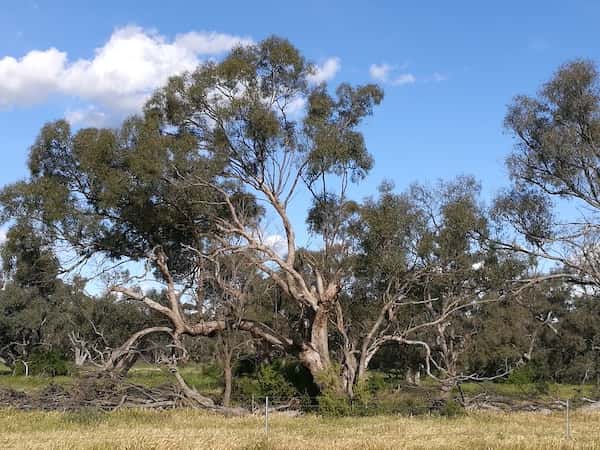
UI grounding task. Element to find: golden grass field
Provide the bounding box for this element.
[0,408,599,450]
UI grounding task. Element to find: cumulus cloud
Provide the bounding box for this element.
[369,63,393,82]
[0,26,253,124]
[0,48,68,106]
[307,57,341,84]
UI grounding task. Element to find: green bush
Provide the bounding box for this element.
[506,366,536,385]
[257,363,297,398]
[13,351,70,377]
[366,372,387,393]
[317,390,351,416]
[236,361,298,400]
[314,367,352,416]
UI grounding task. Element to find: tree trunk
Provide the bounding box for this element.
[103,326,172,376]
[73,347,88,367]
[222,348,233,408]
[113,352,138,376]
[342,354,358,398]
[356,351,372,385]
[310,307,331,368]
[298,307,334,389]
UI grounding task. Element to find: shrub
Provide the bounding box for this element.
[317,389,351,416]
[13,350,70,377]
[236,361,298,400]
[366,371,387,393]
[257,363,297,398]
[314,367,352,416]
[506,366,536,385]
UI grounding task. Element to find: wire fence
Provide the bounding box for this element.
[226,392,600,413]
[228,395,589,441]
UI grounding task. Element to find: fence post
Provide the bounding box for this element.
[265,396,269,437]
[566,399,571,440]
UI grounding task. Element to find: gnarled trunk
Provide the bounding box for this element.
[300,307,330,369]
[341,354,358,398]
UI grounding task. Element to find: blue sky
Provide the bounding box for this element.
[1,0,599,245]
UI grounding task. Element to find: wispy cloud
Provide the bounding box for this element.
[391,73,416,86]
[430,72,447,82]
[65,106,111,128]
[369,62,416,86]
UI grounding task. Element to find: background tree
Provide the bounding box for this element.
[497,59,600,288]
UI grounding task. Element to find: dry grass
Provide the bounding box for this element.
[0,409,599,449]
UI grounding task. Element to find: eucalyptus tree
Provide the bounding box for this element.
[0,221,60,372]
[145,36,384,387]
[348,177,542,396]
[496,60,600,288]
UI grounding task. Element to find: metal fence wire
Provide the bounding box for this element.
[226,394,594,441]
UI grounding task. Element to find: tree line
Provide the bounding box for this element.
[1,37,600,407]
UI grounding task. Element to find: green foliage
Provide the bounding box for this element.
[313,366,351,416]
[13,351,70,377]
[236,361,298,399]
[506,366,536,385]
[317,390,351,417]
[365,372,387,393]
[437,399,465,418]
[255,363,297,398]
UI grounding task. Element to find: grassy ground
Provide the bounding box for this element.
[2,364,600,448]
[0,363,221,395]
[459,381,597,400]
[0,408,598,449]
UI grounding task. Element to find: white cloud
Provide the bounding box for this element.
[173,31,252,54]
[263,234,288,258]
[65,106,110,128]
[0,48,68,106]
[369,63,393,82]
[369,63,416,86]
[307,57,341,85]
[391,73,416,86]
[283,95,307,117]
[0,227,7,245]
[0,26,253,124]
